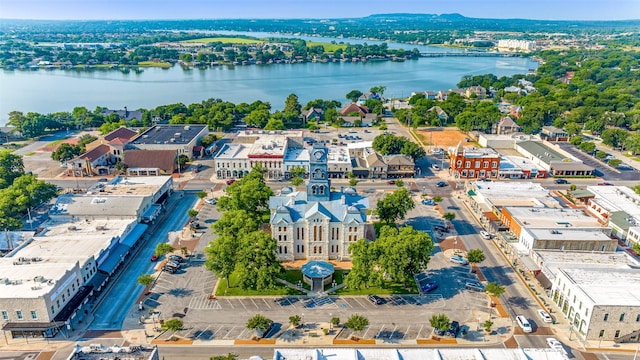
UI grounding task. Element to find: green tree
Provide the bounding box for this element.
[443,212,456,221]
[601,128,629,149]
[291,177,304,186]
[246,314,272,335]
[370,85,386,96]
[595,150,607,159]
[483,319,494,333]
[401,141,426,161]
[77,134,97,150]
[197,191,207,199]
[235,231,284,290]
[187,209,199,218]
[284,93,302,116]
[569,136,583,146]
[177,154,189,170]
[199,134,218,148]
[394,179,404,187]
[288,315,302,327]
[210,354,238,360]
[244,109,271,128]
[432,195,443,203]
[349,177,358,187]
[344,314,369,332]
[579,141,596,153]
[162,318,184,331]
[466,248,486,269]
[264,118,285,130]
[484,281,506,298]
[625,133,640,155]
[608,159,622,167]
[633,183,640,195]
[376,187,415,224]
[155,243,175,257]
[51,143,82,163]
[345,90,363,103]
[217,165,273,214]
[344,239,378,289]
[375,226,434,286]
[115,161,128,175]
[137,274,154,286]
[429,313,450,333]
[331,317,340,327]
[0,150,25,189]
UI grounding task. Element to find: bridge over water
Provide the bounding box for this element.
[420,51,522,58]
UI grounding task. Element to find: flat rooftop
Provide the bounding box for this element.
[527,228,612,241]
[236,129,304,138]
[505,207,602,229]
[214,143,251,160]
[284,147,310,162]
[561,268,640,306]
[517,141,575,165]
[86,176,171,196]
[346,141,373,149]
[450,146,499,158]
[472,182,561,208]
[500,155,545,172]
[130,124,206,145]
[536,250,639,280]
[248,134,289,157]
[587,186,640,219]
[327,146,351,164]
[51,195,143,217]
[0,219,134,298]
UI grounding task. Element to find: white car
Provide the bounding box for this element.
[205,198,217,205]
[480,231,492,240]
[432,164,441,171]
[537,309,553,323]
[546,338,568,356]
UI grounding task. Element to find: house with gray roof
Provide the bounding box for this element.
[270,144,369,261]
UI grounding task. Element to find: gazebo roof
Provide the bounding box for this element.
[301,260,335,278]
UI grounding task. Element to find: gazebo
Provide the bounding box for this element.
[301,260,335,293]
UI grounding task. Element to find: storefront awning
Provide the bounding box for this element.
[121,223,148,247]
[98,243,130,275]
[467,190,476,196]
[2,321,65,331]
[54,286,93,322]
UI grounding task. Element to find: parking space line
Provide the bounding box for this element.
[362,325,374,338]
[250,298,259,309]
[194,325,210,340]
[352,298,366,309]
[213,325,224,339]
[225,298,235,309]
[239,299,248,310]
[261,298,272,310]
[402,325,409,339]
[388,325,398,339]
[222,325,236,339]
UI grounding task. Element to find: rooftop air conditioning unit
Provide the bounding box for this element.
[184,125,190,130]
[68,225,77,230]
[96,225,106,231]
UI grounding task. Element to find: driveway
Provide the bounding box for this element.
[557,143,640,181]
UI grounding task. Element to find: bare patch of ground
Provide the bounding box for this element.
[415,128,471,149]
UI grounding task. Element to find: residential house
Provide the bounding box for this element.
[364,148,388,179]
[541,126,568,142]
[302,108,324,123]
[101,107,143,122]
[86,126,138,163]
[493,117,521,135]
[67,144,111,176]
[340,103,370,117]
[465,86,487,99]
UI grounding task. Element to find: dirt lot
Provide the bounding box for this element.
[414,128,472,149]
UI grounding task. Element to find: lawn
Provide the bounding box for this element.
[332,270,417,295]
[306,41,347,52]
[137,61,172,68]
[182,37,264,44]
[215,270,305,296]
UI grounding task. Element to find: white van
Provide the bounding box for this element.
[516,315,532,333]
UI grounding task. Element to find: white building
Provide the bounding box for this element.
[270,145,369,262]
[283,147,310,179]
[533,250,639,284]
[585,186,640,242]
[497,39,536,51]
[552,267,640,341]
[327,145,352,179]
[214,143,252,179]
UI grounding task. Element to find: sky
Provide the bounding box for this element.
[0,0,638,21]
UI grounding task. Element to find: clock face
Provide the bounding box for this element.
[314,150,323,160]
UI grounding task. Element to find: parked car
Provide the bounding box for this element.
[537,309,553,323]
[597,182,614,186]
[226,179,236,185]
[553,179,569,184]
[432,164,441,171]
[436,181,447,187]
[480,231,492,240]
[387,180,396,185]
[449,255,469,265]
[150,254,158,262]
[465,282,485,292]
[205,198,217,205]
[421,281,438,293]
[167,261,181,269]
[434,225,449,233]
[367,295,384,305]
[168,255,184,263]
[422,199,435,206]
[546,338,567,356]
[516,315,533,333]
[162,265,177,273]
[445,321,460,337]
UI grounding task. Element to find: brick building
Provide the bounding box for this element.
[448,142,500,179]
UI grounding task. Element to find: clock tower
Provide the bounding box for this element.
[307,144,330,202]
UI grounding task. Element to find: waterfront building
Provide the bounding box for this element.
[128,124,208,159]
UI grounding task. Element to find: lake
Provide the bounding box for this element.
[0,33,536,125]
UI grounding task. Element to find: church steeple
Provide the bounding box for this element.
[307,144,330,202]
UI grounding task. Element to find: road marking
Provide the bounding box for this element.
[389,324,398,339]
[213,325,225,339]
[193,325,211,340]
[416,324,424,338]
[239,299,247,310]
[250,298,259,309]
[352,298,366,308]
[225,298,235,309]
[362,325,373,338]
[261,298,272,310]
[403,325,410,339]
[222,325,236,339]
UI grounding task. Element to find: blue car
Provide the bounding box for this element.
[422,199,435,206]
[421,281,438,292]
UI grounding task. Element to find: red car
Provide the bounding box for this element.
[226,179,236,185]
[150,254,158,262]
[597,182,614,186]
[387,180,395,185]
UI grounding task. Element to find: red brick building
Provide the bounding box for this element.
[449,142,500,179]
